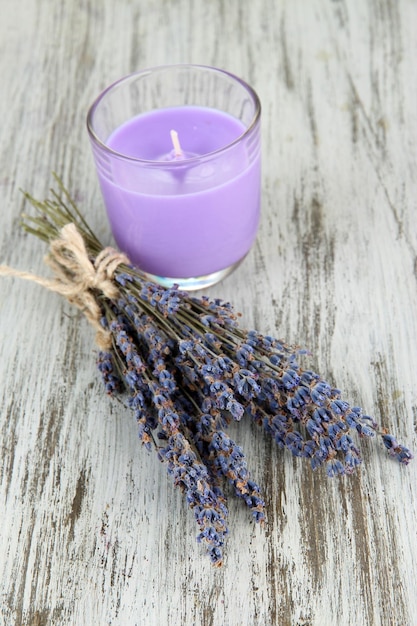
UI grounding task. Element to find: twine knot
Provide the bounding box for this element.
[0,222,130,350]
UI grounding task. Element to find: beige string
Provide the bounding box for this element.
[0,222,130,350]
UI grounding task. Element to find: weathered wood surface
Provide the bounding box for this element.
[1,1,416,624]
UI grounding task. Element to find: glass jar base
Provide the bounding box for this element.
[140,257,246,291]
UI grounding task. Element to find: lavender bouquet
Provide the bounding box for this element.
[0,176,412,565]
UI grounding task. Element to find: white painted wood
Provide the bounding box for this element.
[1,1,416,624]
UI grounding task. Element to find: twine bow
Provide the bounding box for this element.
[0,222,129,349]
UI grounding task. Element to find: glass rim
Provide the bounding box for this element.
[86,64,261,166]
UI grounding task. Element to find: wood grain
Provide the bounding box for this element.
[1,1,416,624]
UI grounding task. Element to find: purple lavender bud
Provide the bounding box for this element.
[227,400,245,420]
[345,411,360,428]
[356,423,376,438]
[310,381,331,406]
[328,422,344,439]
[96,351,124,395]
[330,399,350,415]
[312,407,332,423]
[303,440,317,458]
[336,434,353,452]
[300,370,320,384]
[269,354,282,366]
[233,369,261,399]
[274,431,287,448]
[381,433,398,450]
[281,370,301,390]
[204,332,221,349]
[315,436,332,462]
[292,386,311,408]
[396,446,413,464]
[344,450,362,473]
[382,433,413,465]
[206,431,265,523]
[311,456,323,471]
[236,343,254,366]
[326,458,345,477]
[137,421,153,450]
[128,390,146,411]
[158,369,177,392]
[285,431,305,457]
[159,431,229,564]
[125,370,141,388]
[306,418,324,438]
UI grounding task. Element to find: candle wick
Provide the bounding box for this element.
[170,129,183,157]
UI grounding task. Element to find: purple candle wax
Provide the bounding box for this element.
[95,105,261,280]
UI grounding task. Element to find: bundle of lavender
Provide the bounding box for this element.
[0,176,412,565]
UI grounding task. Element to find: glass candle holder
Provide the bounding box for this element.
[87,65,261,290]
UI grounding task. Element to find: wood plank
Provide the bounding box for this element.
[1,0,416,624]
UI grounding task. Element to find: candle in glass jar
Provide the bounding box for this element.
[96,106,260,280]
[87,65,261,289]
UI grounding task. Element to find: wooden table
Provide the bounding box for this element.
[1,1,416,624]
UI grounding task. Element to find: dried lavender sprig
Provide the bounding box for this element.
[159,430,229,565]
[204,430,265,522]
[100,268,413,478]
[15,178,413,566]
[172,377,266,522]
[23,195,415,478]
[106,276,413,502]
[130,288,413,473]
[96,350,124,396]
[115,282,412,475]
[103,293,266,523]
[99,308,230,563]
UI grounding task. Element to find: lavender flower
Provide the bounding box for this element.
[15,178,413,564]
[94,268,413,561]
[96,351,123,396]
[159,431,229,565]
[206,430,265,522]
